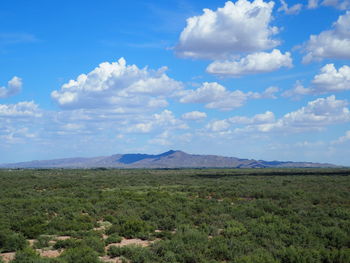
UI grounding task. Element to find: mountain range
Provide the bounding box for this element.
[0,150,338,168]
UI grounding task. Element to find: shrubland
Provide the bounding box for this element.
[0,168,349,262]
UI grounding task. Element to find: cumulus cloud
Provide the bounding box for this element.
[332,130,350,144]
[282,81,312,99]
[148,131,172,146]
[51,58,183,112]
[0,101,41,117]
[0,76,22,98]
[126,110,188,133]
[278,0,303,15]
[261,95,350,132]
[322,0,350,10]
[179,82,278,111]
[307,0,319,8]
[175,0,279,59]
[206,111,275,132]
[231,111,275,124]
[206,49,292,77]
[307,0,350,10]
[283,64,350,98]
[303,11,350,63]
[312,64,350,92]
[182,111,207,120]
[251,86,280,99]
[206,96,350,134]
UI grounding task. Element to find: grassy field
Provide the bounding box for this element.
[0,168,349,263]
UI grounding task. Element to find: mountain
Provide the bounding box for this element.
[0,150,338,168]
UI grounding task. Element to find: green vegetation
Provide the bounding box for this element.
[105,234,122,245]
[0,168,349,262]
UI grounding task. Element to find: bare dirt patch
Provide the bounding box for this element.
[100,255,124,263]
[55,235,71,240]
[37,249,63,258]
[0,252,15,263]
[94,220,112,232]
[27,239,37,247]
[105,237,158,251]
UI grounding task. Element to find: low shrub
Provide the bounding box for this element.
[0,230,27,253]
[60,246,101,263]
[105,234,122,245]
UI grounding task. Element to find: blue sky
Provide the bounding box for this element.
[1,0,350,165]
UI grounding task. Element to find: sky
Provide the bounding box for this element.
[1,0,350,165]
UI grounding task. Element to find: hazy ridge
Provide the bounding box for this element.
[0,150,338,168]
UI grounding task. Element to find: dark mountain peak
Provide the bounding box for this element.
[158,150,178,156]
[118,150,183,164]
[118,153,152,164]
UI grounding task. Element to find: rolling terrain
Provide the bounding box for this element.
[0,150,338,168]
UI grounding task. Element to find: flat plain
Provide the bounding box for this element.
[0,168,349,263]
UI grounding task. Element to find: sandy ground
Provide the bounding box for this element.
[27,239,37,247]
[37,249,63,258]
[0,252,15,263]
[1,236,156,263]
[54,235,71,240]
[106,238,154,251]
[99,256,124,263]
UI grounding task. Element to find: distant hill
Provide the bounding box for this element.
[0,150,338,168]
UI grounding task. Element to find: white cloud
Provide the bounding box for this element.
[278,0,303,15]
[332,130,350,144]
[312,64,350,92]
[230,111,275,124]
[206,96,350,134]
[283,64,350,99]
[282,81,312,99]
[126,109,188,134]
[206,119,231,132]
[0,76,22,98]
[206,49,292,77]
[51,58,183,112]
[206,111,275,132]
[303,11,350,63]
[179,82,278,111]
[0,127,37,144]
[251,86,280,99]
[0,101,41,117]
[322,0,350,10]
[175,0,279,59]
[262,95,350,132]
[182,111,207,120]
[307,0,319,8]
[148,131,172,146]
[307,0,350,10]
[178,82,248,111]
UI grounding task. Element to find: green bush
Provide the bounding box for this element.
[222,220,247,237]
[53,239,80,250]
[108,245,153,263]
[107,218,153,239]
[107,245,124,258]
[34,236,52,249]
[60,246,101,263]
[235,249,278,263]
[12,216,47,239]
[0,230,27,253]
[105,234,122,245]
[11,247,49,263]
[82,236,105,255]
